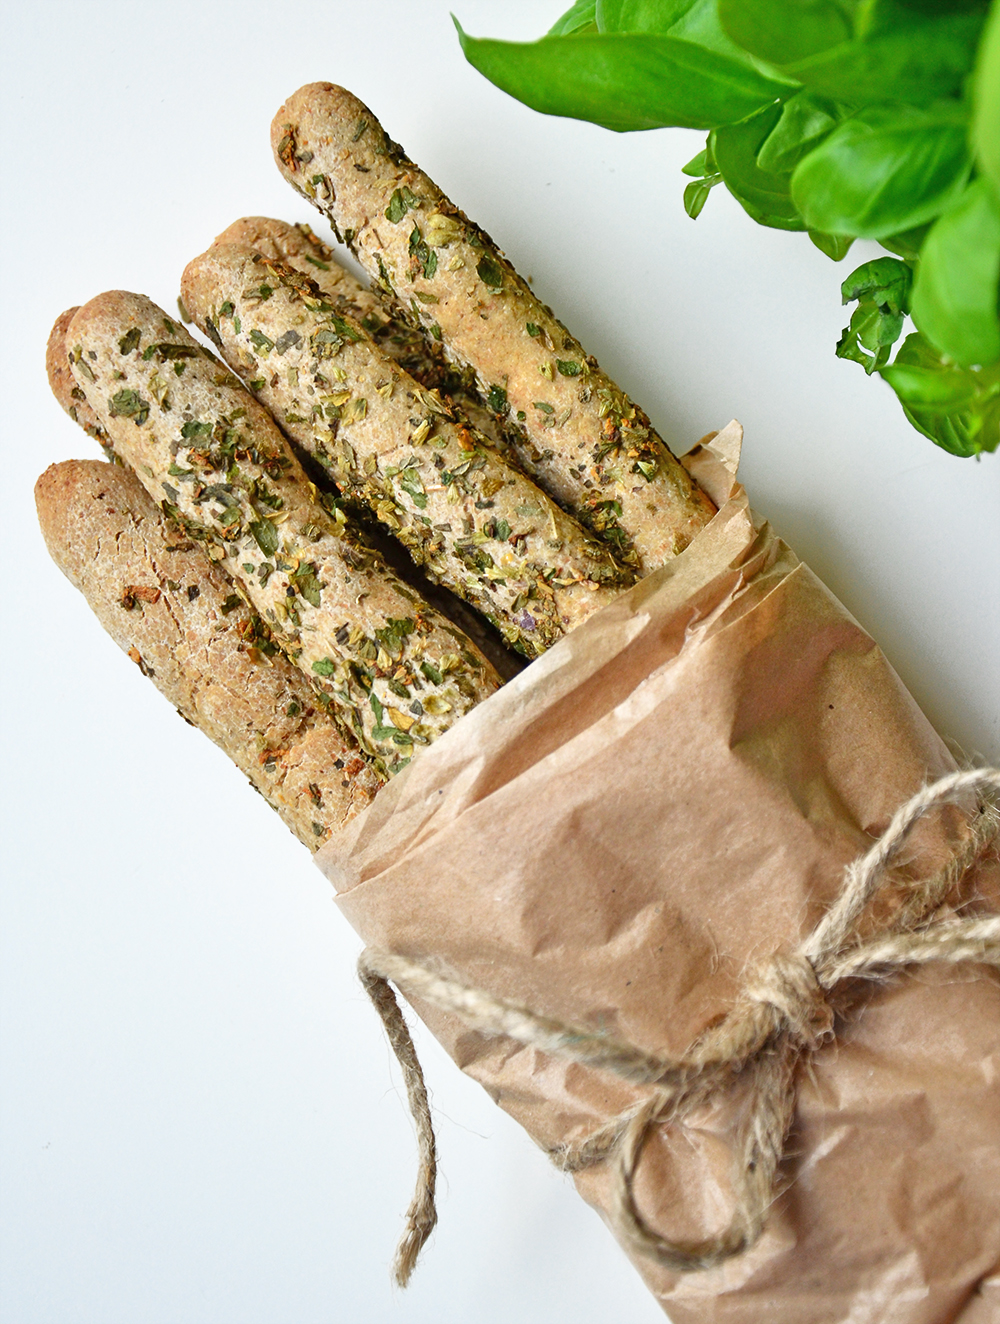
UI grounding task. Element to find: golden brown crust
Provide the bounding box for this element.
[64,291,502,776]
[181,243,633,656]
[271,83,716,575]
[36,459,382,849]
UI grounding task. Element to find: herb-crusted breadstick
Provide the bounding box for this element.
[64,293,501,776]
[47,307,116,459]
[212,216,510,454]
[181,244,634,657]
[213,217,397,324]
[36,459,382,848]
[271,83,716,574]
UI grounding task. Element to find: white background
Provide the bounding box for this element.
[1,3,998,1322]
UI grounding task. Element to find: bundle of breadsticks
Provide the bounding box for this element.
[39,84,999,1322]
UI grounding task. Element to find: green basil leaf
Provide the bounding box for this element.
[879,331,1000,455]
[790,104,971,238]
[838,320,896,373]
[548,0,598,36]
[841,257,912,316]
[756,92,839,173]
[780,12,986,105]
[972,0,1000,194]
[684,173,723,217]
[455,20,794,132]
[837,258,916,373]
[882,363,978,407]
[854,0,989,41]
[878,224,932,260]
[681,134,723,217]
[836,257,912,372]
[911,408,1000,455]
[682,147,710,176]
[596,0,697,32]
[898,0,990,9]
[809,230,854,259]
[718,0,851,65]
[711,104,806,230]
[911,177,1000,367]
[683,139,718,173]
[600,0,779,73]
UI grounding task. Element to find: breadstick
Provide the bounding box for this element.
[213,217,393,324]
[36,459,382,849]
[64,293,501,776]
[50,294,519,684]
[46,307,115,458]
[181,243,633,657]
[212,216,510,453]
[271,83,716,574]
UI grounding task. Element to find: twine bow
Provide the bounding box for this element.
[359,767,1000,1285]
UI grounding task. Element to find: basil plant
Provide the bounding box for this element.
[458,0,1000,458]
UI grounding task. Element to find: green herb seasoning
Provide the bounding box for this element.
[269,85,717,573]
[69,288,503,776]
[476,254,504,291]
[180,244,635,657]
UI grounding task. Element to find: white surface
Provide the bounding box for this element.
[1,3,998,1322]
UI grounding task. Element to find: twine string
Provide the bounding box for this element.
[359,767,1000,1284]
[357,956,438,1287]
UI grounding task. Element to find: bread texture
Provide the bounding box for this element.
[212,216,509,452]
[46,306,115,457]
[36,459,382,849]
[65,291,502,776]
[182,243,633,656]
[271,83,716,574]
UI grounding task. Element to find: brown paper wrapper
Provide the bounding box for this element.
[317,424,1000,1321]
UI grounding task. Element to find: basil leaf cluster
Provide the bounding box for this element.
[457,0,1000,458]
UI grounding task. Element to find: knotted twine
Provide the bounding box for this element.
[358,766,1000,1286]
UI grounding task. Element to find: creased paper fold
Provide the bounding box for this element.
[317,423,999,1322]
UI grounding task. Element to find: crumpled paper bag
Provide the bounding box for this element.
[318,423,999,1322]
